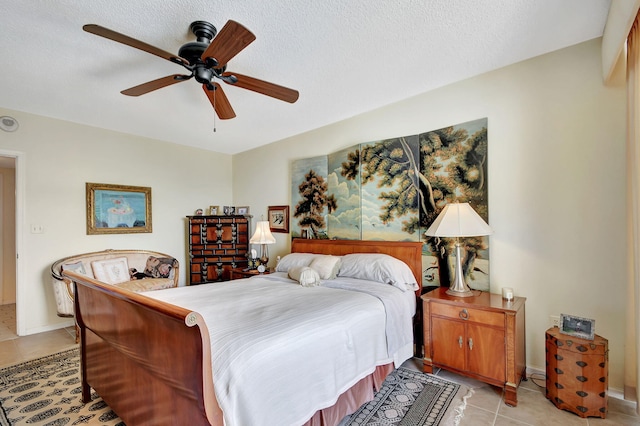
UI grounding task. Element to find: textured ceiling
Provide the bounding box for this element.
[1,0,610,154]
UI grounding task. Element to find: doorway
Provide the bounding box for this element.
[0,151,21,337]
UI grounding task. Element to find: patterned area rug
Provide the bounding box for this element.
[0,350,471,426]
[0,348,122,426]
[344,367,473,426]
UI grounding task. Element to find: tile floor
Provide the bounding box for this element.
[0,304,77,369]
[0,303,638,425]
[402,357,640,425]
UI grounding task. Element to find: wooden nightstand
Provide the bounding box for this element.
[422,287,526,406]
[229,268,270,280]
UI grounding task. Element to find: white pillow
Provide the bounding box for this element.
[275,253,319,272]
[91,257,130,284]
[61,261,88,276]
[337,253,419,292]
[288,266,321,287]
[309,255,341,280]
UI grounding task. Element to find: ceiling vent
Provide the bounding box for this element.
[0,116,19,132]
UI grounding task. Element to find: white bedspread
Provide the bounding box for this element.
[143,273,415,426]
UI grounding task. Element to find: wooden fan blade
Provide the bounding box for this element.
[203,83,236,119]
[121,74,190,96]
[223,72,299,103]
[83,24,188,66]
[201,20,256,66]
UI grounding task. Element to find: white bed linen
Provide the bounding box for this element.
[143,273,414,426]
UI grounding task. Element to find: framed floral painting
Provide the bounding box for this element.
[86,182,152,234]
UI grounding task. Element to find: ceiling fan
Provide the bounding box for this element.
[83,20,299,120]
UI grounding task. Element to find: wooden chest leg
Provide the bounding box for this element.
[504,384,518,407]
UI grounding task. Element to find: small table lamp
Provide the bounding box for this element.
[250,221,276,266]
[424,202,493,297]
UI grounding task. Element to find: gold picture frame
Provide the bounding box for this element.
[86,182,152,235]
[268,205,289,233]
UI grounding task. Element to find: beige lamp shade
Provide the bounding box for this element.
[425,202,493,237]
[250,221,276,244]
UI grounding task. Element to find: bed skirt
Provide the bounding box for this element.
[304,363,395,426]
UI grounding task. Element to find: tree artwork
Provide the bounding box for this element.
[290,118,488,289]
[337,118,489,288]
[418,122,489,287]
[293,169,337,239]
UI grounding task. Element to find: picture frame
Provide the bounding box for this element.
[237,206,250,215]
[559,313,595,340]
[86,182,152,235]
[223,206,236,215]
[268,205,289,233]
[209,205,219,215]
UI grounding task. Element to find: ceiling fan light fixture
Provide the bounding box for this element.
[83,19,298,120]
[194,67,214,84]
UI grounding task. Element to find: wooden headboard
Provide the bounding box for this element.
[291,239,424,290]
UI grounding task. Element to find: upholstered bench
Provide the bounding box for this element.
[51,249,179,318]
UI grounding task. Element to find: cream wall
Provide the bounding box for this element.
[233,38,628,391]
[0,109,233,335]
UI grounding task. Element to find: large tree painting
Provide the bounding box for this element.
[291,118,489,290]
[290,156,334,239]
[340,135,421,241]
[419,118,489,290]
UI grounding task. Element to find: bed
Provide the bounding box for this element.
[65,239,423,426]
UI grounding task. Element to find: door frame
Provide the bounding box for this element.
[0,149,24,335]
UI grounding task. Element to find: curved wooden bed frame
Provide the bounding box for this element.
[65,239,423,426]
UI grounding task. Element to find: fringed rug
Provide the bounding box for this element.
[344,367,473,426]
[0,348,122,425]
[0,350,471,426]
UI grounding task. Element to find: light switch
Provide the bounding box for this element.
[30,224,44,234]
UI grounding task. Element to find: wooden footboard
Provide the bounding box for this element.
[65,270,222,426]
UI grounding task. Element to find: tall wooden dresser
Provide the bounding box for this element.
[186,215,251,284]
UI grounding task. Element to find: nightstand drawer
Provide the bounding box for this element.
[431,303,504,328]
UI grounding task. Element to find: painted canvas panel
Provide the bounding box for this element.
[357,135,422,242]
[290,117,489,291]
[419,118,489,290]
[290,156,330,239]
[327,146,361,240]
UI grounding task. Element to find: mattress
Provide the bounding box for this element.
[143,272,416,426]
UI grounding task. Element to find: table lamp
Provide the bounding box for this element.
[250,221,276,266]
[424,202,493,297]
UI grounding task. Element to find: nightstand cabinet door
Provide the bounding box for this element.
[467,322,505,382]
[431,316,466,371]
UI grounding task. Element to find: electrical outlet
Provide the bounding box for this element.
[550,315,560,328]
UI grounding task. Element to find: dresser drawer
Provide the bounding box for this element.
[431,302,504,328]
